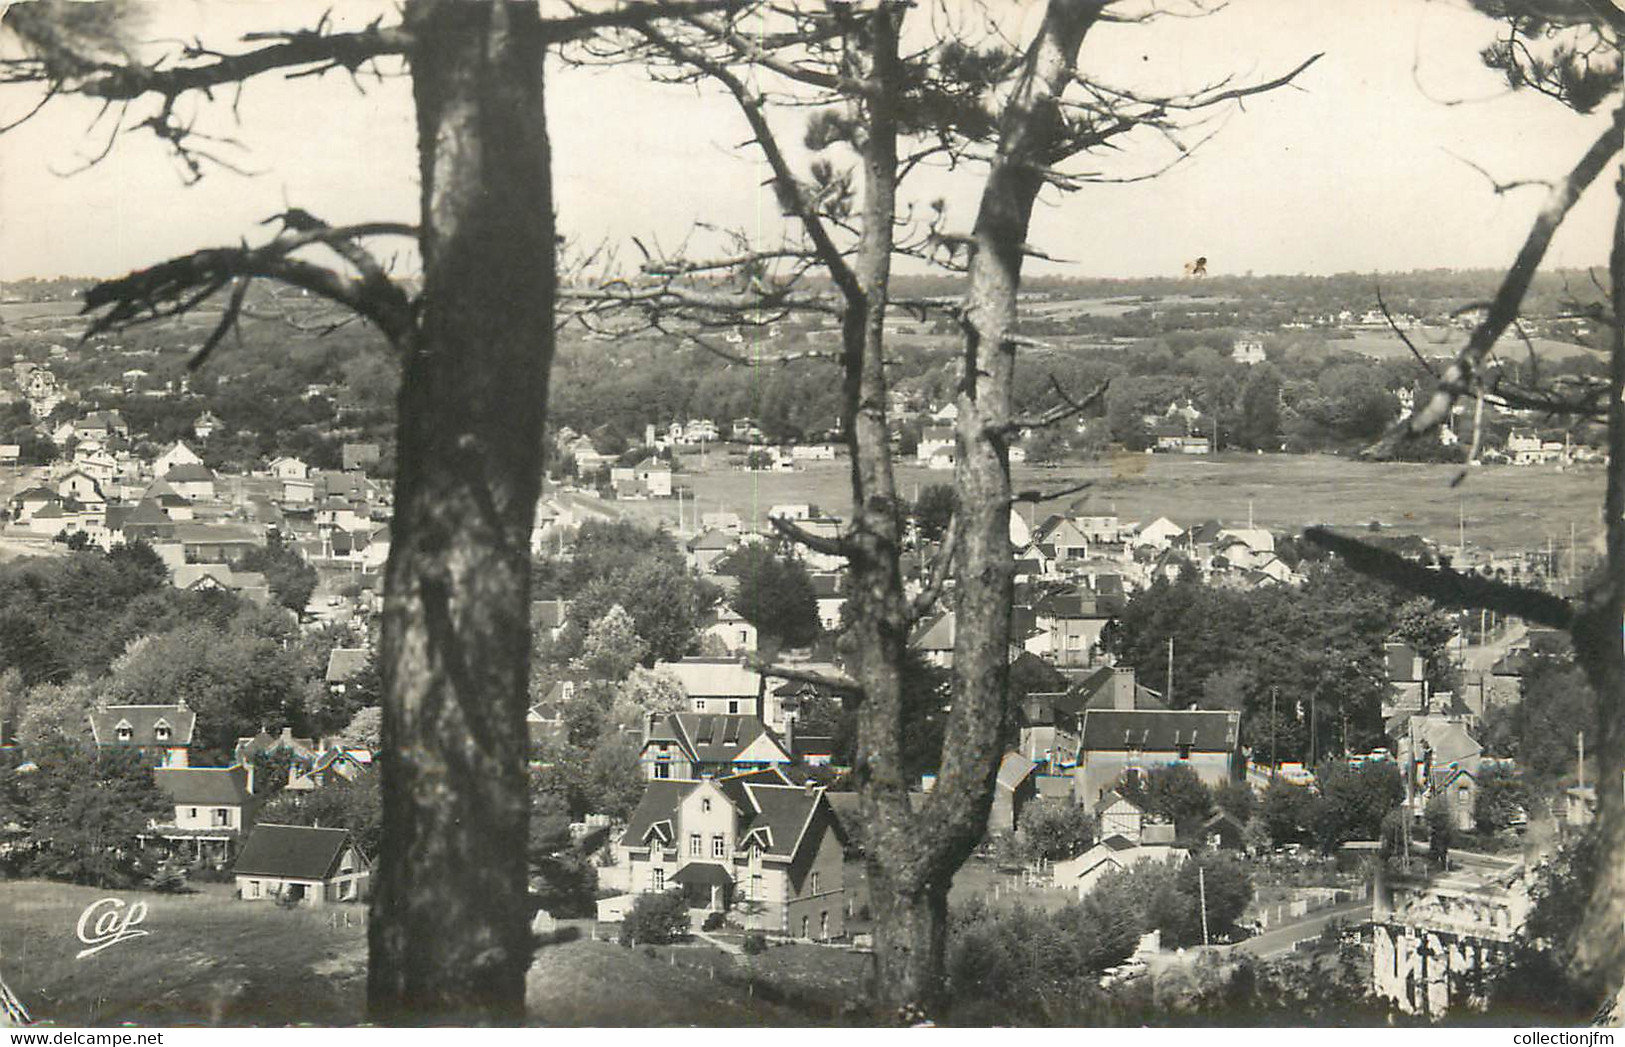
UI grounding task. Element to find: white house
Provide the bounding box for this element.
[153,441,204,478]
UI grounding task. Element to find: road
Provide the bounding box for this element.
[1457,620,1528,675]
[1229,899,1372,960]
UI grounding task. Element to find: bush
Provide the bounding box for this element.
[619,889,690,946]
[742,931,768,955]
[146,860,192,894]
[701,910,725,932]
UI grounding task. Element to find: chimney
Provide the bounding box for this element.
[1113,667,1135,710]
[242,761,255,794]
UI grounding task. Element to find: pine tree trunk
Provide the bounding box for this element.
[1571,181,1625,1017]
[865,865,950,1020]
[850,1,1101,1019]
[367,0,552,1024]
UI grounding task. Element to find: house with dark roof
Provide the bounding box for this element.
[685,529,737,574]
[611,768,846,939]
[163,463,217,501]
[234,824,370,905]
[149,764,256,863]
[1075,708,1242,806]
[639,712,792,781]
[325,648,371,694]
[89,702,195,767]
[1399,714,1485,831]
[1027,589,1118,668]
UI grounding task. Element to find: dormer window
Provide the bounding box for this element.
[115,720,134,742]
[154,720,172,742]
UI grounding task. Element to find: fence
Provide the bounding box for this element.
[0,972,32,1026]
[1253,883,1369,931]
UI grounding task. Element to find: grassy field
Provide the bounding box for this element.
[1,880,367,1026]
[1333,327,1597,361]
[613,451,1602,556]
[0,879,843,1027]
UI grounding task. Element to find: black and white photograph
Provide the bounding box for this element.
[0,0,1619,1030]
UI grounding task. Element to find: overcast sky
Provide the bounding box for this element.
[0,0,1615,281]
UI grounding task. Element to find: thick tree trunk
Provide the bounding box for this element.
[851,1,1102,1018]
[368,0,552,1024]
[824,7,934,1016]
[865,867,950,1019]
[1572,178,1625,1019]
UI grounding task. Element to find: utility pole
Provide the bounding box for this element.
[1270,687,1279,780]
[1579,730,1586,791]
[1310,690,1318,765]
[1458,499,1466,565]
[1166,636,1175,708]
[1198,865,1211,947]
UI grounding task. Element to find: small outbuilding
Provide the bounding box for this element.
[233,823,370,905]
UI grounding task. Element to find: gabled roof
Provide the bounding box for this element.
[1070,667,1167,712]
[155,764,252,807]
[172,563,236,590]
[90,703,196,747]
[911,611,955,651]
[686,529,735,552]
[646,712,788,767]
[121,500,171,526]
[1080,709,1240,753]
[1412,715,1482,770]
[658,658,761,699]
[622,780,699,846]
[534,598,570,630]
[996,751,1036,791]
[325,647,371,684]
[164,463,216,483]
[233,824,363,879]
[1095,789,1147,817]
[234,727,318,764]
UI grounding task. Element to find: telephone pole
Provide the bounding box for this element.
[1198,865,1211,947]
[1270,687,1279,779]
[1166,635,1175,707]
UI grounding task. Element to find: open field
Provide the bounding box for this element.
[1332,327,1597,361]
[0,879,367,1026]
[610,452,1603,556]
[0,879,842,1027]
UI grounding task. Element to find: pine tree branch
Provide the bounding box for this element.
[1302,525,1575,630]
[81,221,418,349]
[1373,104,1625,456]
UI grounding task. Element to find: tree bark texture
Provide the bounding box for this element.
[368,0,552,1024]
[855,0,1103,1016]
[1573,175,1625,1015]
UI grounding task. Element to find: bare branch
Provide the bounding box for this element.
[910,513,960,621]
[747,658,863,698]
[767,514,849,558]
[1002,376,1110,434]
[1443,147,1553,195]
[632,20,864,304]
[81,221,418,349]
[1011,480,1094,506]
[1376,286,1439,378]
